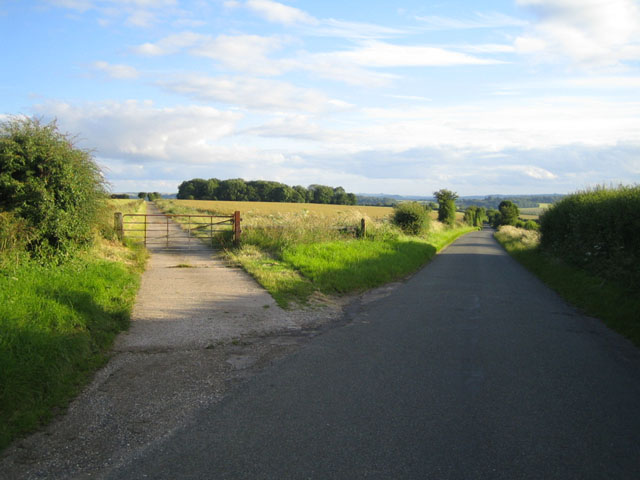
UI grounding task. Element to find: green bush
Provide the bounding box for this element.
[540,185,640,288]
[524,220,539,231]
[0,117,107,259]
[392,202,430,235]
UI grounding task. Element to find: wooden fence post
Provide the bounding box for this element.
[114,212,124,240]
[233,211,241,244]
[360,218,366,238]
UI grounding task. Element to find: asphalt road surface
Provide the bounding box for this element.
[109,228,640,480]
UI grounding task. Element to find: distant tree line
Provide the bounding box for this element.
[356,195,398,206]
[175,178,357,205]
[137,192,161,201]
[457,194,563,210]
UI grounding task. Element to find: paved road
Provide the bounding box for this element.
[110,228,640,480]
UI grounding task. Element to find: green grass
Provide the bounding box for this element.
[0,199,148,451]
[282,238,437,294]
[230,225,476,308]
[495,226,640,347]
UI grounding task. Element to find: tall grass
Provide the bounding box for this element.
[0,199,147,450]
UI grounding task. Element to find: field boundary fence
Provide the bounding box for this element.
[114,211,241,247]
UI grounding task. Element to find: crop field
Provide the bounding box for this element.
[173,199,394,220]
[519,203,551,219]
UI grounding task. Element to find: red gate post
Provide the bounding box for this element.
[233,211,241,244]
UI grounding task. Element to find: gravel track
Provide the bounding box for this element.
[0,204,343,479]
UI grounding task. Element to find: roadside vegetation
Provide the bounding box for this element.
[0,118,147,450]
[155,198,477,308]
[494,185,640,346]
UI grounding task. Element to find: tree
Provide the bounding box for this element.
[464,206,487,227]
[498,200,519,226]
[137,192,147,199]
[308,184,333,204]
[433,189,458,226]
[293,185,308,203]
[218,178,248,201]
[0,117,106,257]
[204,178,219,200]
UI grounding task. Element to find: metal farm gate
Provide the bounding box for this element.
[114,211,241,248]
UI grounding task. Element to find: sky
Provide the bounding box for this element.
[1,0,639,196]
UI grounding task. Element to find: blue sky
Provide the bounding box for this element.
[1,0,639,195]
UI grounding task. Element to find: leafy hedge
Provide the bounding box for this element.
[0,117,107,260]
[539,185,640,289]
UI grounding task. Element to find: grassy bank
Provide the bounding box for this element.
[495,226,640,347]
[0,200,147,450]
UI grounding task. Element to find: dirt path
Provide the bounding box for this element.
[0,204,342,479]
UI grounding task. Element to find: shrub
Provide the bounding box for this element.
[524,220,539,231]
[0,117,107,259]
[392,202,430,235]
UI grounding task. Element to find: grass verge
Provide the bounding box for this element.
[0,200,148,451]
[495,226,640,347]
[229,225,477,308]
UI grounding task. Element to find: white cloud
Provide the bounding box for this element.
[245,0,316,25]
[92,60,139,79]
[44,0,93,11]
[416,12,527,30]
[191,34,286,75]
[241,0,407,39]
[564,76,640,89]
[240,115,330,141]
[34,100,241,162]
[352,97,640,153]
[515,0,640,68]
[44,0,180,27]
[329,40,505,68]
[503,165,557,180]
[132,31,206,55]
[306,18,409,39]
[458,44,516,54]
[159,74,352,112]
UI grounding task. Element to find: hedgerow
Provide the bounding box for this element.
[0,117,107,260]
[539,185,640,289]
